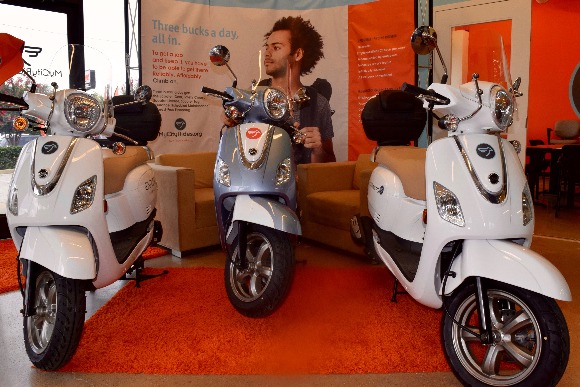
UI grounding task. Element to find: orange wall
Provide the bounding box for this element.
[528,0,580,142]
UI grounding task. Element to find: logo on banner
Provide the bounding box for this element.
[175,118,186,130]
[246,127,262,139]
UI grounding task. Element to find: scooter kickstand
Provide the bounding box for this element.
[124,258,168,288]
[390,278,407,302]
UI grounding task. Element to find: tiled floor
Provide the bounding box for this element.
[0,190,579,386]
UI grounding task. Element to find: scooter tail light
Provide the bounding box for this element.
[433,181,465,227]
[522,184,534,226]
[70,175,97,214]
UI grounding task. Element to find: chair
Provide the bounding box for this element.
[297,154,377,256]
[525,139,550,199]
[150,152,220,257]
[547,120,580,145]
[555,145,580,217]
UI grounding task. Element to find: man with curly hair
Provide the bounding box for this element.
[262,15,336,164]
[223,16,336,164]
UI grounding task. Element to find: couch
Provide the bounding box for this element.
[297,154,377,255]
[150,152,220,257]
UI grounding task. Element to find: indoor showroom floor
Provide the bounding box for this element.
[0,196,579,386]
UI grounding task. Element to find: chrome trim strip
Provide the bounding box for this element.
[31,138,79,195]
[454,136,507,204]
[237,124,274,170]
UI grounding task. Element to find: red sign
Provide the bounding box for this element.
[246,127,262,139]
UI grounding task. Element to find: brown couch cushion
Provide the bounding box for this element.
[156,152,216,188]
[103,146,150,195]
[195,187,217,228]
[353,153,377,189]
[306,190,360,231]
[374,146,426,201]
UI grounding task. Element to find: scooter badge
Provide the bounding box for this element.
[476,143,495,159]
[41,141,58,154]
[246,127,262,139]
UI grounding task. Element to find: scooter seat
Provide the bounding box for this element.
[374,146,426,201]
[102,146,151,195]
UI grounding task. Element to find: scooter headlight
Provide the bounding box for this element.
[216,157,231,187]
[522,184,534,226]
[276,157,292,185]
[434,182,465,227]
[70,175,97,214]
[263,88,288,120]
[64,92,102,133]
[490,85,513,130]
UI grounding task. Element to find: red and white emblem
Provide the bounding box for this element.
[246,127,262,139]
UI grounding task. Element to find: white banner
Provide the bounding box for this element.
[141,1,349,159]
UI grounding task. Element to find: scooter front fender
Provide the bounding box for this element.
[227,195,301,243]
[445,239,571,301]
[20,226,96,280]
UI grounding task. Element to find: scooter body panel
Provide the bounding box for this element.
[20,226,96,279]
[445,239,571,301]
[214,123,298,245]
[7,136,154,288]
[368,134,557,309]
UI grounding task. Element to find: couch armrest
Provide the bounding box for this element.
[150,164,196,251]
[297,161,356,196]
[358,168,373,217]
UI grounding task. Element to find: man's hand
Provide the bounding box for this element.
[300,126,322,149]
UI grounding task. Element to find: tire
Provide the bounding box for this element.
[23,266,86,370]
[225,224,294,318]
[442,280,569,386]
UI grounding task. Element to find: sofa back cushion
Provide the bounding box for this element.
[353,154,377,189]
[156,152,216,188]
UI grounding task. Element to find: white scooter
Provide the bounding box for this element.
[0,37,163,370]
[352,27,570,386]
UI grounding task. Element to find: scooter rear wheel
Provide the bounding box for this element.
[442,280,569,386]
[23,265,86,370]
[225,224,294,318]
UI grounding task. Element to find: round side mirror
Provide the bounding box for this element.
[135,85,152,102]
[209,45,230,66]
[411,26,438,55]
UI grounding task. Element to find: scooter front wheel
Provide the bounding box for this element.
[442,280,569,386]
[225,224,294,318]
[23,265,86,370]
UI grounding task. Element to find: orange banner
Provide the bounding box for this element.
[348,0,416,160]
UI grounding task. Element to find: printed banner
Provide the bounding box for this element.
[141,0,415,161]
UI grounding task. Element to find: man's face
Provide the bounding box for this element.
[263,30,292,78]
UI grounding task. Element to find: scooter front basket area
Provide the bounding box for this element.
[361,89,426,146]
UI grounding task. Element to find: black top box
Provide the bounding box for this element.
[111,95,162,145]
[361,89,426,146]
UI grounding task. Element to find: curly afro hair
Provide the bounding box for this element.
[264,16,324,76]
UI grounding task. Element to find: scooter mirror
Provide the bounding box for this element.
[411,26,438,55]
[209,45,230,66]
[134,85,152,102]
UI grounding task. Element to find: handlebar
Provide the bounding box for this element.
[401,83,450,105]
[0,92,29,111]
[201,86,234,101]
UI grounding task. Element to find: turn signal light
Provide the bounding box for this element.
[13,116,28,131]
[422,209,428,224]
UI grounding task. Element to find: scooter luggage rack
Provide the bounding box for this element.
[121,257,168,288]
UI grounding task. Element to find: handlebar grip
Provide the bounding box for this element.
[201,86,233,101]
[0,93,28,110]
[401,82,450,105]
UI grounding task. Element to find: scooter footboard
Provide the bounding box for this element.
[445,239,571,301]
[20,226,96,280]
[226,195,301,243]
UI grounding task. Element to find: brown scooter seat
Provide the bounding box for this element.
[374,146,427,201]
[102,146,151,195]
